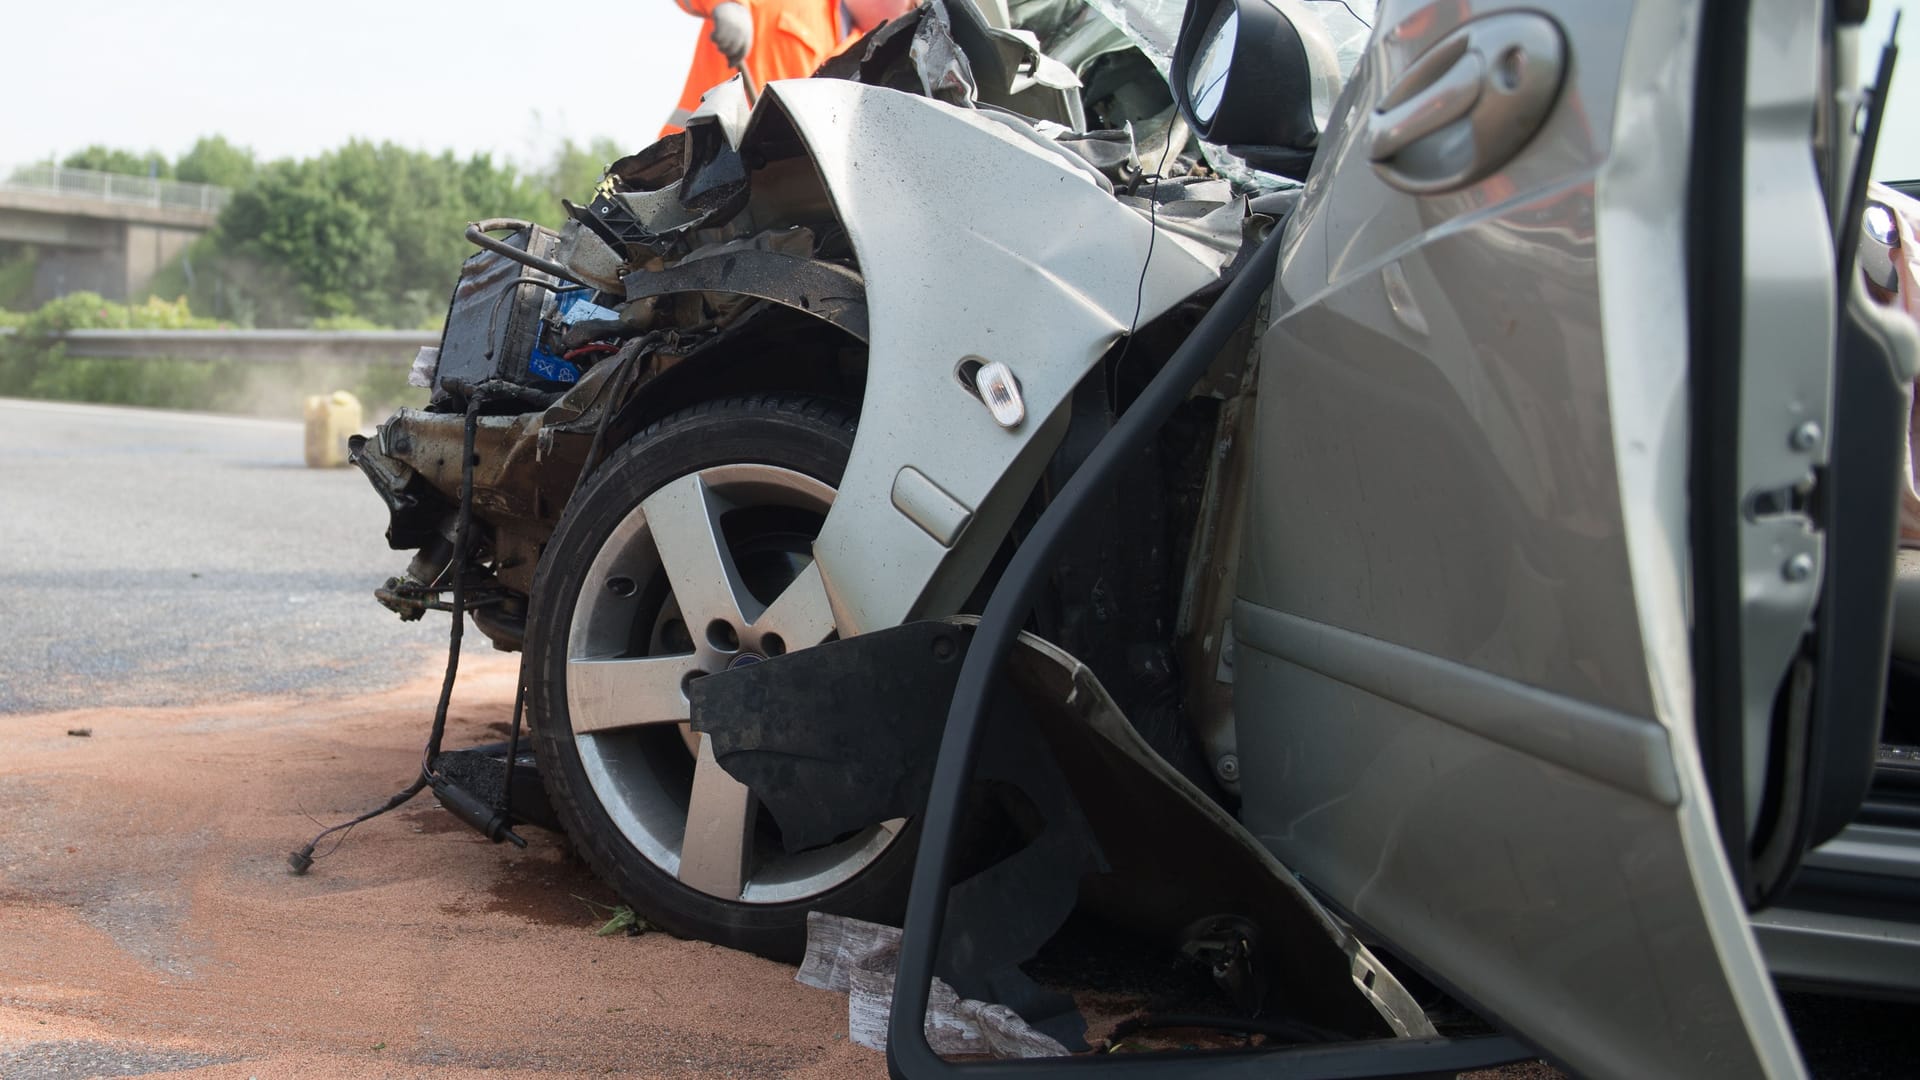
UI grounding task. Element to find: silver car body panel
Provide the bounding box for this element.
[1754,824,1920,998]
[1234,0,1815,1076]
[1000,622,1439,1040]
[1727,0,1836,830]
[1753,905,1920,999]
[760,79,1222,635]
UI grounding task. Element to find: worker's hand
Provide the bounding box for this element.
[710,2,754,66]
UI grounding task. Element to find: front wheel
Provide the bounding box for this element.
[526,395,917,960]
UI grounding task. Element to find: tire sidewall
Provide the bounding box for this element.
[526,396,919,961]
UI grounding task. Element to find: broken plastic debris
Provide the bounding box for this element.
[409,346,440,389]
[797,912,1069,1059]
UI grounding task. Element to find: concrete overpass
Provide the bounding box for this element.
[0,165,228,304]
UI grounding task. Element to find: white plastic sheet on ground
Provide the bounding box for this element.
[796,912,1070,1059]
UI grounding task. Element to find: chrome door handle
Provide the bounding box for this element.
[1370,36,1484,162]
[1368,12,1567,195]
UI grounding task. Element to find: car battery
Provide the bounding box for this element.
[432,224,579,394]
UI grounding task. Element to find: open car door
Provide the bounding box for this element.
[1234,0,1908,1076]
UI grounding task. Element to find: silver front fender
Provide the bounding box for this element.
[760,79,1222,633]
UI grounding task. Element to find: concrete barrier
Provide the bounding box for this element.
[0,327,439,366]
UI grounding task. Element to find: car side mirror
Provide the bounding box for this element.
[1171,0,1343,179]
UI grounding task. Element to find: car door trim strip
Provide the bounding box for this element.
[1234,599,1682,807]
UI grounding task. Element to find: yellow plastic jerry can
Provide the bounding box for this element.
[303,391,364,468]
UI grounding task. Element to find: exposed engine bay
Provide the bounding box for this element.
[354,0,1260,688]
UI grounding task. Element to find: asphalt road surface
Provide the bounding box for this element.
[0,398,456,714]
[0,398,891,1079]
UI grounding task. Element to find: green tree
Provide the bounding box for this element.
[193,140,554,328]
[175,136,256,188]
[0,245,36,312]
[61,145,172,178]
[213,159,393,323]
[546,136,628,202]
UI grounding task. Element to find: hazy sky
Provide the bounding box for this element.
[0,0,703,171]
[1861,3,1917,179]
[0,1,1912,177]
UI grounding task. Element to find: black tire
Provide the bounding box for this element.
[526,394,918,961]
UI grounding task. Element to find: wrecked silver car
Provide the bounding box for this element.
[344,0,1918,1074]
[346,0,1414,1056]
[352,0,1341,951]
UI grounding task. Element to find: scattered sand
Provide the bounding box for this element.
[0,653,885,1079]
[0,651,1575,1079]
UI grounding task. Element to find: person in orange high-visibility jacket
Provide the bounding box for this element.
[663,0,912,135]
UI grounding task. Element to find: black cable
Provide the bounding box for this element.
[1108,131,1179,407]
[286,779,427,874]
[477,339,652,827]
[498,665,528,821]
[420,397,482,778]
[1325,0,1371,28]
[478,338,649,826]
[886,221,1288,1072]
[289,398,485,874]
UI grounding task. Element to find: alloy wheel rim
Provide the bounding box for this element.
[564,463,903,904]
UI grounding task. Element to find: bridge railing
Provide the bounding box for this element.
[1,164,231,215]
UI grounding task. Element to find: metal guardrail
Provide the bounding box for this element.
[1,164,231,215]
[0,327,438,366]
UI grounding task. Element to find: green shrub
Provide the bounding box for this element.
[14,292,221,333]
[0,248,35,312]
[0,293,425,418]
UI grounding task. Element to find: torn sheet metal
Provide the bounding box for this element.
[686,73,756,149]
[814,5,925,83]
[797,913,1071,1059]
[910,1,981,103]
[1001,28,1084,95]
[692,618,1434,1042]
[1000,628,1436,1040]
[622,249,870,341]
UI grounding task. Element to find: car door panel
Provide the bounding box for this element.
[1229,621,1776,1077]
[1314,0,1613,289]
[1234,0,1810,1075]
[1240,188,1652,716]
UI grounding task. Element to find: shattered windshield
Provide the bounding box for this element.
[1091,0,1374,79]
[1080,0,1376,186]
